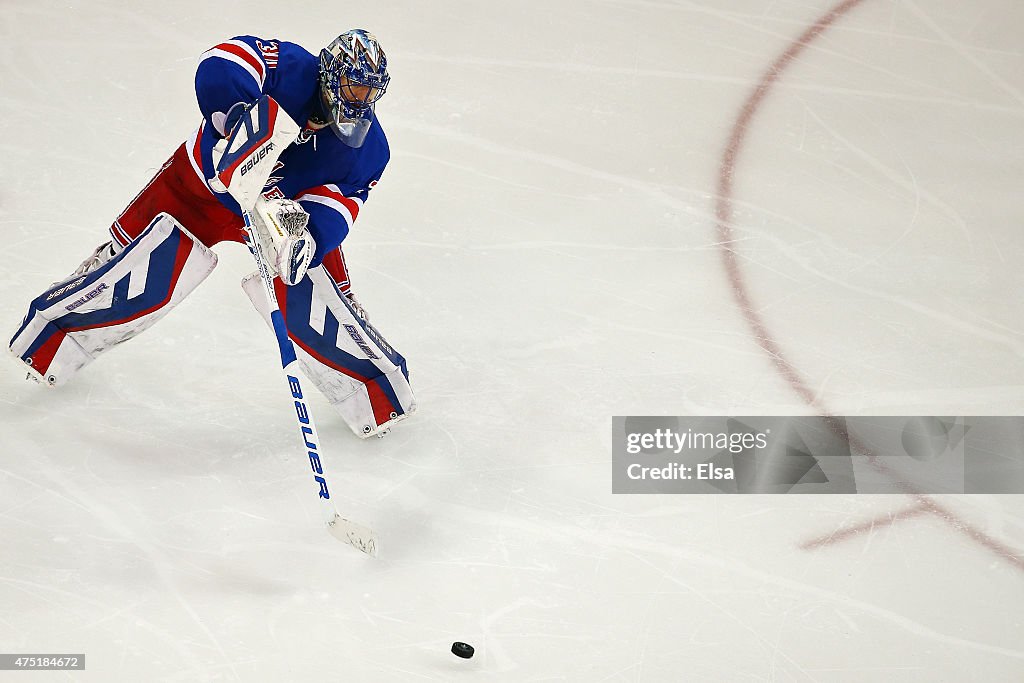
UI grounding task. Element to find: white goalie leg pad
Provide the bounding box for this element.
[9,213,218,386]
[242,267,416,438]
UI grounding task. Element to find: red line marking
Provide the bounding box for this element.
[800,502,930,550]
[714,0,1024,571]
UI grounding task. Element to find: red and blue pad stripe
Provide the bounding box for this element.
[9,214,218,385]
[273,273,410,428]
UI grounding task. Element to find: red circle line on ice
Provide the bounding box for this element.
[713,0,1024,571]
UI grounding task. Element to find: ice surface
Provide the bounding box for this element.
[1,0,1022,681]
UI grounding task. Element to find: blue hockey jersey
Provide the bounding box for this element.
[187,36,389,265]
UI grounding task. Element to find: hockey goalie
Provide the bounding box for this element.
[8,29,415,439]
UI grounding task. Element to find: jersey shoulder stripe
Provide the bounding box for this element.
[298,184,364,226]
[199,38,268,89]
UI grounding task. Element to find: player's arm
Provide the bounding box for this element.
[293,182,377,316]
[195,36,276,137]
[295,183,374,266]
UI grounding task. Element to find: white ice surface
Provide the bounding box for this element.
[1,1,1023,681]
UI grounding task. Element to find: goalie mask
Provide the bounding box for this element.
[319,29,390,148]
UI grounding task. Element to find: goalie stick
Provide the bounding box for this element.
[217,95,378,556]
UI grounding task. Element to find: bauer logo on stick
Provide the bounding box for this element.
[289,374,330,500]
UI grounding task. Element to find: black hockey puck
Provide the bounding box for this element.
[451,641,474,659]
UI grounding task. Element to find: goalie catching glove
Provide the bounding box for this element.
[250,197,316,286]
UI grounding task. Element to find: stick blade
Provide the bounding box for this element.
[327,514,379,557]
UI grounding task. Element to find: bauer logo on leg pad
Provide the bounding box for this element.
[45,276,88,301]
[64,282,109,312]
[343,323,379,359]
